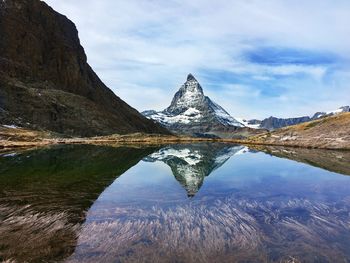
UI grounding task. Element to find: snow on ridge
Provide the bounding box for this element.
[235,118,260,129]
[147,107,202,125]
[326,107,347,115]
[210,101,245,127]
[183,107,200,116]
[313,106,349,119]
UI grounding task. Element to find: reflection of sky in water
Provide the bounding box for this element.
[91,151,350,208]
[69,148,350,263]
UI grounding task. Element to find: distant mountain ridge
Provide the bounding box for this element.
[247,112,350,150]
[0,0,168,136]
[241,106,350,130]
[143,74,262,138]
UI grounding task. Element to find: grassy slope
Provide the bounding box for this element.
[246,112,350,149]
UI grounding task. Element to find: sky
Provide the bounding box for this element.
[44,0,350,119]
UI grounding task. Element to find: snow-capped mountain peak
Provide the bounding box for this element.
[142,74,245,138]
[166,73,204,114]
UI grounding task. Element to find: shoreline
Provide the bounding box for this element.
[1,136,350,152]
[2,112,350,152]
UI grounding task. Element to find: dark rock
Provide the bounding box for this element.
[259,116,311,130]
[0,0,169,136]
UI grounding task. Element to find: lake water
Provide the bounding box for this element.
[0,143,350,262]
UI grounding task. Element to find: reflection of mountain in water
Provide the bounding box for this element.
[0,145,156,262]
[68,147,350,263]
[144,143,248,196]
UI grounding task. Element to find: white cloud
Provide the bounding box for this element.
[43,0,350,119]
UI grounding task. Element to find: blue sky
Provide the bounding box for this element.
[44,0,350,119]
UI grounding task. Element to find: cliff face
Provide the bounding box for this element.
[259,116,311,130]
[0,0,169,136]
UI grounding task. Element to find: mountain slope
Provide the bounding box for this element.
[247,112,350,149]
[143,74,262,138]
[244,106,350,130]
[0,0,169,136]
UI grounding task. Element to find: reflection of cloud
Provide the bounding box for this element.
[43,1,350,118]
[67,195,350,263]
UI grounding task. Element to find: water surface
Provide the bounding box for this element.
[0,143,350,262]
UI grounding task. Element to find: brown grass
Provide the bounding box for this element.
[243,113,350,150]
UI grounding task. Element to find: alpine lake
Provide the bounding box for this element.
[1,143,350,263]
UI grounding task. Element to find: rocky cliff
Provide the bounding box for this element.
[0,0,169,136]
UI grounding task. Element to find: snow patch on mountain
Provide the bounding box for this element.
[146,107,202,125]
[235,118,261,129]
[314,106,350,119]
[209,101,244,127]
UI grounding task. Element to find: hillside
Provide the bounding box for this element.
[247,113,350,149]
[0,0,169,136]
[242,106,349,130]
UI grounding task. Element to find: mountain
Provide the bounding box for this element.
[242,106,350,130]
[143,74,262,138]
[144,143,248,197]
[0,0,169,136]
[257,116,312,130]
[247,112,350,150]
